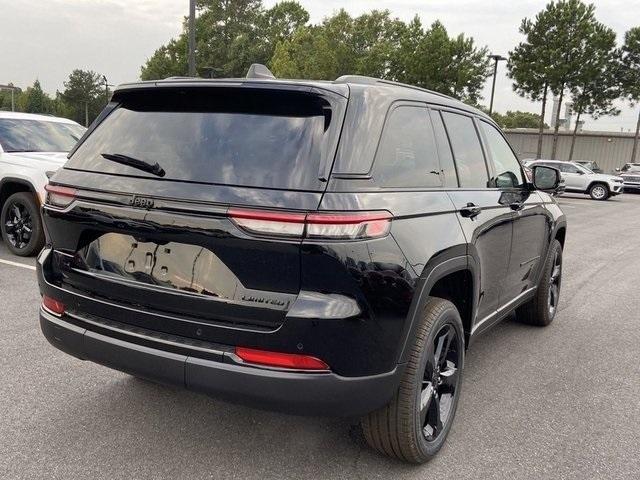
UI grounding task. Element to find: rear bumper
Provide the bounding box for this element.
[39,307,402,417]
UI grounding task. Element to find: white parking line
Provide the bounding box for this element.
[0,258,36,271]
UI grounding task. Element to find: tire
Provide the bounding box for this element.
[516,239,562,326]
[362,297,464,463]
[0,192,45,257]
[588,183,609,200]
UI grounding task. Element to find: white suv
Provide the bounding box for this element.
[525,159,624,201]
[0,112,85,256]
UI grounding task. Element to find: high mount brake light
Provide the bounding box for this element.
[235,347,329,371]
[44,184,77,208]
[228,209,392,240]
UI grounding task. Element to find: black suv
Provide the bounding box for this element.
[38,67,565,463]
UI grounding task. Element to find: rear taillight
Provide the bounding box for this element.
[42,295,65,316]
[306,212,392,240]
[228,208,392,240]
[44,184,77,208]
[235,347,329,371]
[227,208,306,237]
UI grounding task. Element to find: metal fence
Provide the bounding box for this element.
[505,129,639,173]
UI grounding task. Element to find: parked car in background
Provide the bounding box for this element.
[575,160,603,173]
[525,159,623,200]
[38,68,566,463]
[616,163,640,192]
[0,112,85,256]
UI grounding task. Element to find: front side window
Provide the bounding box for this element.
[372,105,442,188]
[0,119,85,153]
[559,163,580,174]
[441,112,488,188]
[480,121,524,189]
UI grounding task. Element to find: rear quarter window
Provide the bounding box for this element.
[372,105,442,188]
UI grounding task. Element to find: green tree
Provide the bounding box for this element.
[272,13,491,103]
[509,0,603,159]
[270,9,363,80]
[394,19,491,104]
[568,24,620,160]
[17,80,54,114]
[61,70,105,126]
[620,27,640,163]
[0,85,21,111]
[490,110,548,129]
[271,25,339,79]
[141,0,308,80]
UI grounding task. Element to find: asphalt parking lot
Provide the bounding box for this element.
[1,193,639,480]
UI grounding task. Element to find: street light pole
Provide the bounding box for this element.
[102,75,113,104]
[0,84,18,111]
[188,0,196,76]
[488,54,507,115]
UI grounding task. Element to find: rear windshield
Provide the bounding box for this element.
[66,88,341,191]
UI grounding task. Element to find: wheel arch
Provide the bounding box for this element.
[587,181,609,193]
[397,256,477,363]
[0,177,39,211]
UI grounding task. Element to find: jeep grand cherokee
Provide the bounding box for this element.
[38,66,566,463]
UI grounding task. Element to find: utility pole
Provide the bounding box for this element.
[488,54,507,115]
[188,0,196,76]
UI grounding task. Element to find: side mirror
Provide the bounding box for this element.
[532,165,560,191]
[615,167,621,172]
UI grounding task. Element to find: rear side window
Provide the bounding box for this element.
[479,121,524,189]
[373,105,442,188]
[66,88,343,191]
[430,110,458,188]
[441,112,488,188]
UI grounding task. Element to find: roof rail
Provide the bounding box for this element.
[246,64,275,80]
[334,75,378,85]
[163,76,197,80]
[334,74,452,100]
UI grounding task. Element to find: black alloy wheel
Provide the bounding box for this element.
[548,248,562,319]
[1,192,45,257]
[362,297,465,463]
[5,201,33,249]
[516,239,563,326]
[420,323,461,442]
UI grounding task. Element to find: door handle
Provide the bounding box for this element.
[460,203,482,219]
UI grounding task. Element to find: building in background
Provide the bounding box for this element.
[506,129,638,172]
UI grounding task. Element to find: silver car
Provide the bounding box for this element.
[616,163,640,192]
[525,160,624,200]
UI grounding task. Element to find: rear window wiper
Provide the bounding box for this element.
[101,153,166,177]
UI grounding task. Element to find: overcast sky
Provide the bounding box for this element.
[2,0,639,131]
